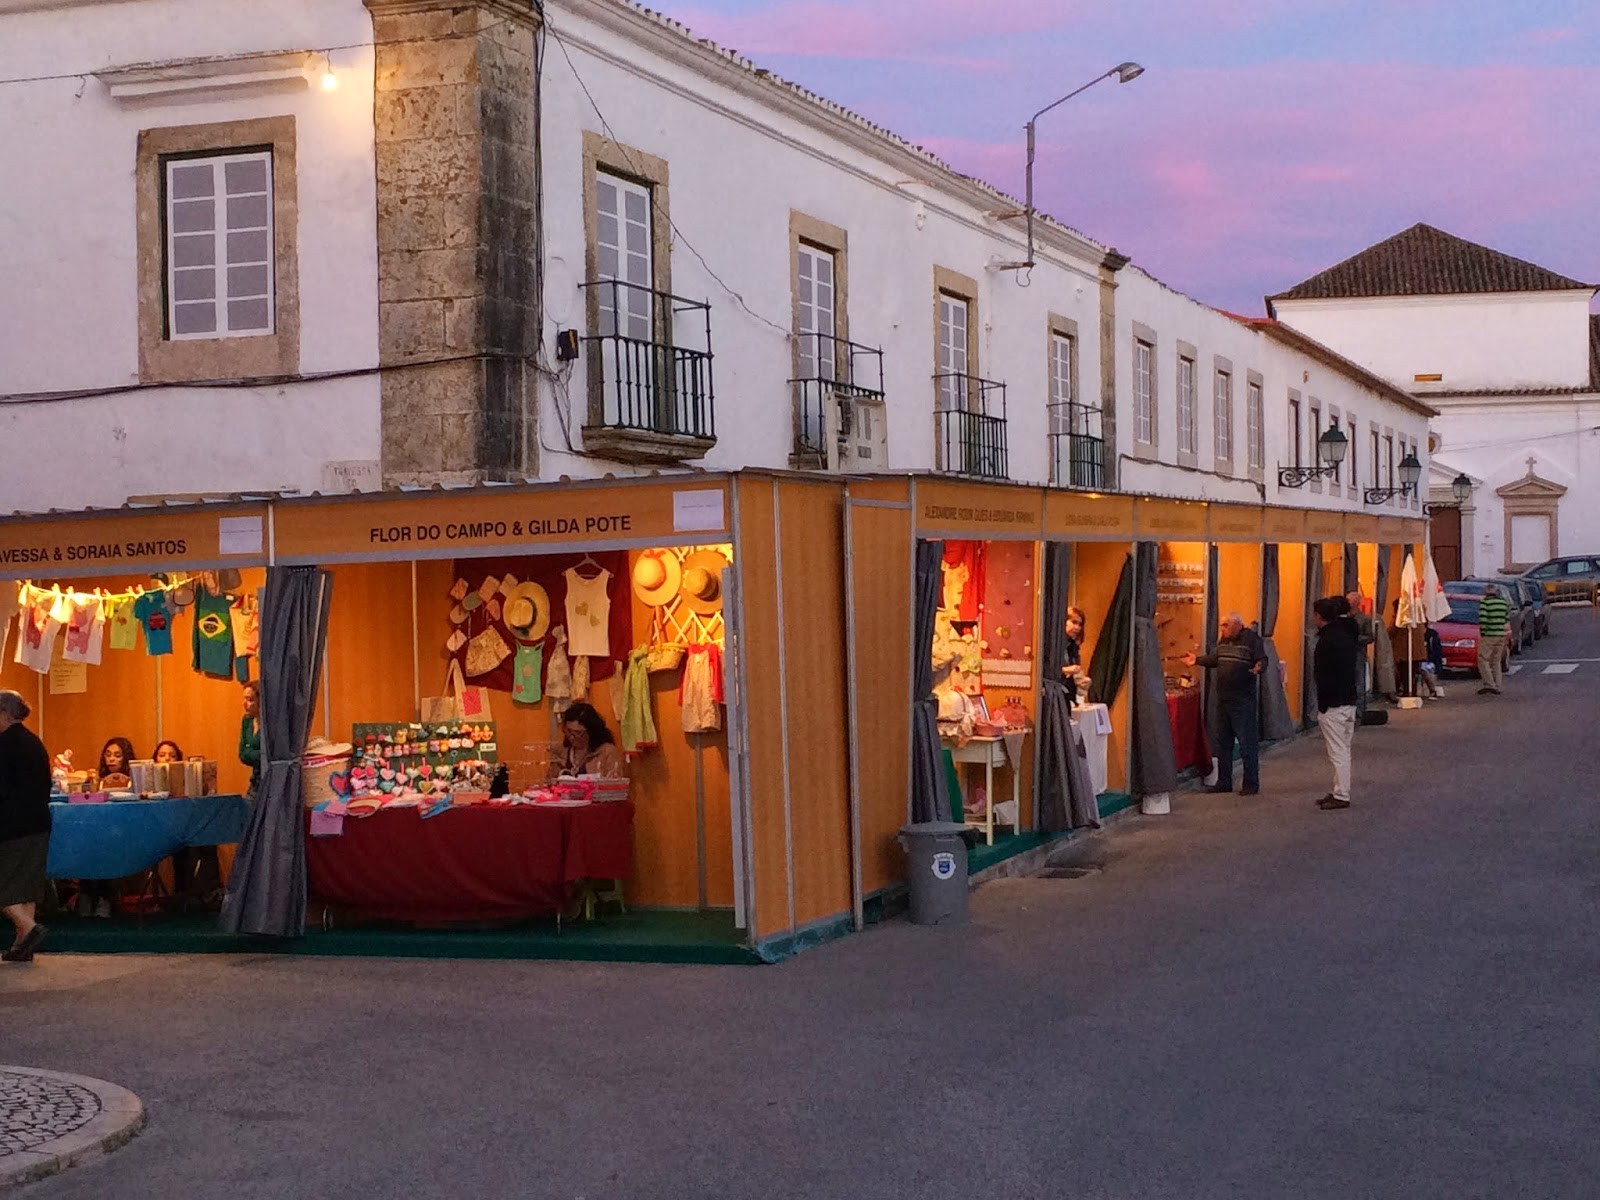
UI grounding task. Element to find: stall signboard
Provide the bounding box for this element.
[1305,510,1347,543]
[1208,505,1264,543]
[1396,517,1427,543]
[1136,498,1208,540]
[1369,518,1408,544]
[1045,492,1136,541]
[1262,507,1308,542]
[1344,514,1382,544]
[915,479,1043,540]
[0,505,269,581]
[272,480,732,564]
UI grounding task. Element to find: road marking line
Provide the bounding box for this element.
[1542,664,1579,675]
[1505,664,1523,674]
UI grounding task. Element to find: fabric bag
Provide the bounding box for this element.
[422,660,495,723]
[645,609,686,674]
[464,623,511,678]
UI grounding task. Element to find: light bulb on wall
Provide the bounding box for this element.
[319,54,338,91]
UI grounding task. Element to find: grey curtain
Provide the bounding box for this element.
[1038,544,1099,832]
[1087,555,1133,706]
[910,540,946,825]
[1258,544,1297,741]
[1303,543,1322,728]
[221,566,333,938]
[1131,543,1179,798]
[1375,544,1392,617]
[1343,542,1360,596]
[1373,544,1397,697]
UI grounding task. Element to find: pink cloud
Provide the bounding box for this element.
[1517,26,1578,47]
[912,61,1600,310]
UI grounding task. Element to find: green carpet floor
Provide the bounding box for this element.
[41,909,762,965]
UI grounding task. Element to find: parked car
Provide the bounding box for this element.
[1444,580,1529,654]
[1434,594,1487,673]
[1522,556,1600,604]
[1515,578,1550,639]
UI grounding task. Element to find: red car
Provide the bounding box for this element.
[1434,593,1508,673]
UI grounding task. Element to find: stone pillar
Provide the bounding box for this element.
[367,0,540,486]
[1098,249,1130,491]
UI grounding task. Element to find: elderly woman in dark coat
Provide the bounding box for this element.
[0,689,52,961]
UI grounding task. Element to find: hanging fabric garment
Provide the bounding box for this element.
[192,583,236,677]
[104,594,139,652]
[571,654,591,702]
[512,641,545,705]
[133,589,175,656]
[0,581,22,667]
[545,627,573,705]
[61,595,105,666]
[620,647,657,754]
[940,541,986,621]
[563,567,612,659]
[14,587,65,674]
[231,591,261,682]
[679,643,724,734]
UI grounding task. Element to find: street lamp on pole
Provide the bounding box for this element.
[999,61,1144,272]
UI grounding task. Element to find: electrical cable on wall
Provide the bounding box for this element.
[544,17,792,341]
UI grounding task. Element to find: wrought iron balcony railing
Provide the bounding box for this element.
[790,334,886,461]
[581,279,715,442]
[1051,400,1107,489]
[933,374,1008,480]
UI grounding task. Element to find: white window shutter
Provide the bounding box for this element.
[166,150,273,340]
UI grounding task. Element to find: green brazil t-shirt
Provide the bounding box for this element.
[192,584,236,677]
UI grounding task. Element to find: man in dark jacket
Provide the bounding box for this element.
[1183,612,1267,795]
[0,689,52,961]
[1312,597,1361,811]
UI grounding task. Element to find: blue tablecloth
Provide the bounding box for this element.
[46,795,251,879]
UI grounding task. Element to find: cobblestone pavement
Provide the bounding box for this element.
[0,1071,100,1157]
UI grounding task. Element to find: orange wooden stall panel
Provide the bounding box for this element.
[774,479,852,929]
[847,498,913,898]
[731,477,792,940]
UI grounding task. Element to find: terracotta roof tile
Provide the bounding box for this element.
[1269,223,1592,302]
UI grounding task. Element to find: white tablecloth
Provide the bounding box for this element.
[1072,703,1111,796]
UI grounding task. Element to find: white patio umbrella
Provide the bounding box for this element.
[1421,552,1454,623]
[1397,553,1424,695]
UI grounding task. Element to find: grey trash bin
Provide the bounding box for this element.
[898,821,970,925]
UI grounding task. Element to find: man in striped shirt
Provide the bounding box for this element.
[1476,584,1510,695]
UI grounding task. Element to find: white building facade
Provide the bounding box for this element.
[1269,223,1599,578]
[0,0,1433,521]
[0,0,382,510]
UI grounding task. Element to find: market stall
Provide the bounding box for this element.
[0,503,271,913]
[1137,500,1212,775]
[266,483,740,928]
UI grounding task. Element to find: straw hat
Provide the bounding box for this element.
[679,549,729,615]
[503,581,551,642]
[631,549,682,607]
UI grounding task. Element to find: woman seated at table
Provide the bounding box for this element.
[1062,605,1088,704]
[155,740,217,906]
[76,737,138,918]
[555,703,624,779]
[153,740,184,767]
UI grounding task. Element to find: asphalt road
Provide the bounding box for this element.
[5,609,1599,1199]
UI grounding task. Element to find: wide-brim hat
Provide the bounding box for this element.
[632,549,682,607]
[679,549,729,616]
[503,581,551,642]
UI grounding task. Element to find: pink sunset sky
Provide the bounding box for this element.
[661,0,1599,312]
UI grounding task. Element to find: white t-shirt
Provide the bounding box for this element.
[563,567,612,659]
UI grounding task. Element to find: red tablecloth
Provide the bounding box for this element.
[1166,690,1212,774]
[305,801,634,923]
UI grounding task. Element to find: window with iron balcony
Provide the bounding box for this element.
[581,157,716,465]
